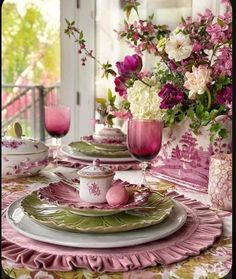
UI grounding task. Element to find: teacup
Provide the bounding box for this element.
[77,159,115,203]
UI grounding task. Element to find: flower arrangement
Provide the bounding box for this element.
[65,0,232,141]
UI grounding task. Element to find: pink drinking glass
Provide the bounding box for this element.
[44,105,71,158]
[127,119,163,186]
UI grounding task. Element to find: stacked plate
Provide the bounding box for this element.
[7,178,187,248]
[59,129,139,166]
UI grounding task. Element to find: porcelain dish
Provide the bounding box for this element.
[21,190,174,233]
[82,135,127,151]
[68,141,131,158]
[93,127,126,143]
[77,159,115,203]
[7,198,187,248]
[61,145,137,163]
[2,137,49,178]
[37,179,151,216]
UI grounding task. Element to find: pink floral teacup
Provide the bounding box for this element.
[208,153,232,211]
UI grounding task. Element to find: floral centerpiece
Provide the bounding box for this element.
[65,0,232,190]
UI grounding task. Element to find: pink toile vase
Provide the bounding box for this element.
[208,153,232,211]
[151,116,232,193]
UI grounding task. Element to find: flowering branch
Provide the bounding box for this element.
[64,19,116,78]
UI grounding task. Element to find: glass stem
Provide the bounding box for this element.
[52,138,61,159]
[140,161,148,187]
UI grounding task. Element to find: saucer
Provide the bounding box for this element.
[37,179,151,216]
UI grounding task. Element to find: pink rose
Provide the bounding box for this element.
[184,65,212,99]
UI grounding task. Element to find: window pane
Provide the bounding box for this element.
[2,0,60,139]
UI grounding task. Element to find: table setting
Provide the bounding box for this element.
[1,1,232,278]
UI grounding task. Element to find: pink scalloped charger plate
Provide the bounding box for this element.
[37,179,151,216]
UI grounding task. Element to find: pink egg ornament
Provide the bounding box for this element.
[106,185,129,206]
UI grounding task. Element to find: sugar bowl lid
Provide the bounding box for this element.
[78,159,115,178]
[2,137,48,155]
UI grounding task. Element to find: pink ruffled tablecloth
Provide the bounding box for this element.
[1,169,232,278]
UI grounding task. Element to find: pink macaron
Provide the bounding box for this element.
[106,185,129,206]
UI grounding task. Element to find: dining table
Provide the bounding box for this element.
[2,160,232,279]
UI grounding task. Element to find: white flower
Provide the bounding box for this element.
[127,77,164,120]
[165,33,193,62]
[184,65,212,99]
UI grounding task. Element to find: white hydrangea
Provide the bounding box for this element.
[127,77,164,120]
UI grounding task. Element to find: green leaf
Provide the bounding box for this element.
[79,31,83,39]
[209,109,218,120]
[187,108,194,120]
[65,18,70,25]
[107,88,113,101]
[217,18,224,27]
[210,122,221,133]
[219,128,228,138]
[125,6,132,19]
[196,103,204,116]
[96,97,106,105]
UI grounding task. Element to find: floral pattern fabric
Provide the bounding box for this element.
[1,166,232,279]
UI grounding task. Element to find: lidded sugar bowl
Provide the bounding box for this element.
[78,159,115,203]
[2,123,49,178]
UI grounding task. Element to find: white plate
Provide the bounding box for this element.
[7,198,187,248]
[60,145,138,163]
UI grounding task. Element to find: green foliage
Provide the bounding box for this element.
[154,65,184,86]
[214,76,231,92]
[163,104,186,126]
[2,2,60,84]
[123,0,140,19]
[101,62,117,79]
[96,89,118,127]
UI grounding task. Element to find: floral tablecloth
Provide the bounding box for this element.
[2,165,232,279]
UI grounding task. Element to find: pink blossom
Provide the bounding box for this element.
[192,42,202,52]
[114,76,128,97]
[110,109,132,120]
[221,0,231,7]
[206,23,227,44]
[133,32,139,41]
[219,12,232,25]
[147,42,157,54]
[196,9,214,22]
[212,46,232,77]
[137,69,150,79]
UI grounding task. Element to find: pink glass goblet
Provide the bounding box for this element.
[127,119,163,187]
[44,105,71,158]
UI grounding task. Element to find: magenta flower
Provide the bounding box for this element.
[158,83,185,109]
[216,86,232,105]
[114,76,128,97]
[115,54,143,79]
